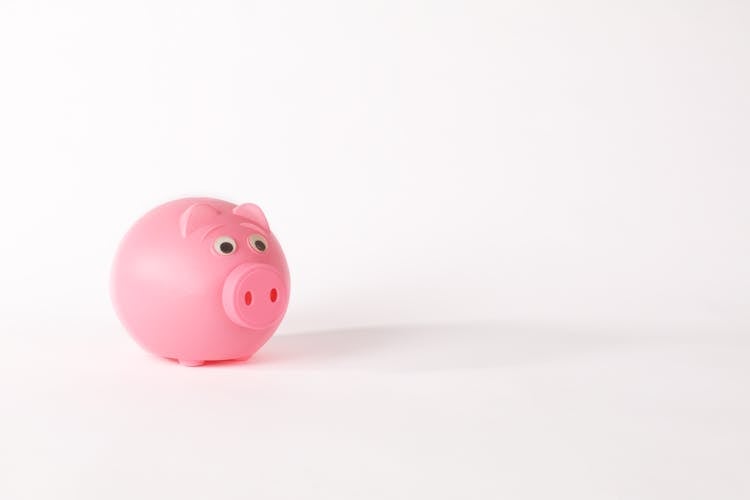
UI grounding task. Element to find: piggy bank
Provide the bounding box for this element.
[110,197,290,366]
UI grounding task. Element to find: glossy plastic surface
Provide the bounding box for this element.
[110,198,290,366]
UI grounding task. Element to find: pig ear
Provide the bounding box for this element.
[179,203,221,238]
[232,203,269,231]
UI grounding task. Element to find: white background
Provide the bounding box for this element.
[0,0,748,498]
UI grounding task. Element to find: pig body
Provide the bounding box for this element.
[110,198,290,366]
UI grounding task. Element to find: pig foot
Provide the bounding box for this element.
[178,359,205,367]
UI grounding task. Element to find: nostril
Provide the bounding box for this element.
[244,291,252,305]
[270,288,278,303]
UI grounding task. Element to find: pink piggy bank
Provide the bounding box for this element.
[111,197,290,366]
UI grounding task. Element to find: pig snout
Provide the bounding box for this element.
[222,263,288,330]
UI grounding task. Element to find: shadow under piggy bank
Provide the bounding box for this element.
[245,322,655,373]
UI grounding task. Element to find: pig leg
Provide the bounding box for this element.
[178,359,205,367]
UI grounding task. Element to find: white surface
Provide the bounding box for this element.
[1,319,749,499]
[0,0,749,498]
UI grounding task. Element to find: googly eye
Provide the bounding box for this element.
[214,236,237,255]
[248,234,268,253]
